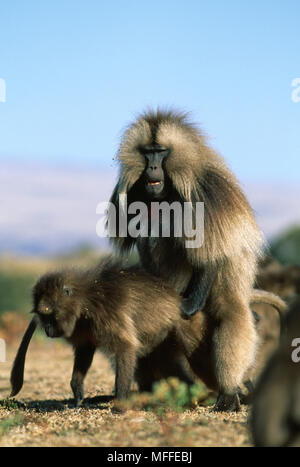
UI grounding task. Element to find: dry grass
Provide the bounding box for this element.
[0,338,253,447]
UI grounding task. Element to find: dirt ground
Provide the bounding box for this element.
[0,340,253,447]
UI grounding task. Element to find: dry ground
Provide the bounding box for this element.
[0,339,253,447]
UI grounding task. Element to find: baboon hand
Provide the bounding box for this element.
[180,297,199,319]
[180,267,215,319]
[213,392,241,412]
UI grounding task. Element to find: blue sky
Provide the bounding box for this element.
[0,1,299,182]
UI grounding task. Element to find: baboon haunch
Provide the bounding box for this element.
[108,109,264,410]
[10,259,286,410]
[251,298,300,447]
[135,289,287,402]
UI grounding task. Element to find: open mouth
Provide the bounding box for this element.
[147,181,162,186]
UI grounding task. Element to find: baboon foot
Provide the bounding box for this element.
[213,392,241,412]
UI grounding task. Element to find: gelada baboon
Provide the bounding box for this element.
[108,109,265,410]
[251,298,300,447]
[10,259,286,410]
[10,260,183,405]
[247,262,300,382]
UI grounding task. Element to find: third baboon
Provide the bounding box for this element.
[251,298,300,447]
[248,262,300,382]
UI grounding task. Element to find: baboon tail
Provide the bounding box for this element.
[250,289,287,338]
[10,317,37,397]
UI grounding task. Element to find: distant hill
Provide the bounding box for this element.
[1,164,300,255]
[0,164,115,255]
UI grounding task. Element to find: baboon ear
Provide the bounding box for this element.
[63,285,73,297]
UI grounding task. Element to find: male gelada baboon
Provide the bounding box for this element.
[108,109,265,410]
[251,298,300,447]
[10,260,286,410]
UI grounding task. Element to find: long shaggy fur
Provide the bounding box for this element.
[112,109,263,262]
[10,259,286,407]
[109,109,266,406]
[251,298,300,446]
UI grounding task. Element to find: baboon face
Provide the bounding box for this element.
[118,110,204,202]
[139,144,170,198]
[32,273,80,338]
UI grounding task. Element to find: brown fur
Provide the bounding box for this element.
[257,263,300,302]
[135,289,287,400]
[247,262,300,383]
[251,298,300,447]
[9,261,200,403]
[109,109,264,410]
[10,259,184,404]
[10,258,286,411]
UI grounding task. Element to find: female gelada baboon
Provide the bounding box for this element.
[10,260,285,409]
[108,109,265,411]
[10,260,185,405]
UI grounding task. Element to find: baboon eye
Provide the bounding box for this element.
[35,306,51,315]
[63,286,72,297]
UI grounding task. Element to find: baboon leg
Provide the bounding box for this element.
[171,356,195,386]
[136,355,194,392]
[70,344,96,407]
[135,336,195,392]
[135,356,158,392]
[212,302,257,412]
[115,348,137,400]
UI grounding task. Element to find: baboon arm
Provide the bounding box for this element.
[181,265,216,317]
[114,348,137,400]
[10,317,37,397]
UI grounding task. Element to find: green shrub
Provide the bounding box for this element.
[0,272,36,316]
[270,226,300,266]
[0,412,25,437]
[115,378,213,413]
